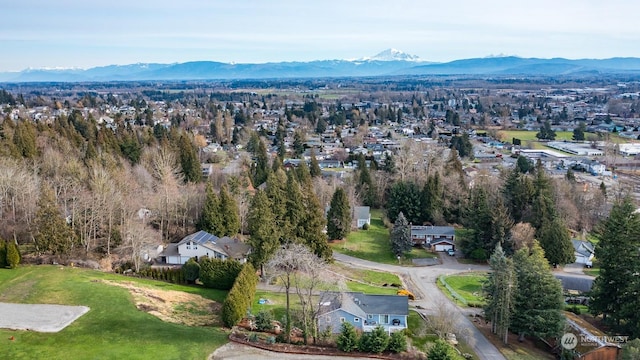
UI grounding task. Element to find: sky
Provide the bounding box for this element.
[2,0,640,71]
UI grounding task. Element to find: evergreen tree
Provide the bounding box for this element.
[357,154,377,207]
[421,172,443,224]
[427,339,458,360]
[387,330,407,353]
[359,325,390,354]
[537,217,575,266]
[511,241,565,341]
[34,186,77,255]
[300,178,332,260]
[461,185,493,260]
[515,155,532,174]
[386,181,423,224]
[13,120,37,158]
[327,188,351,241]
[247,190,279,276]
[382,153,396,174]
[182,258,200,283]
[252,140,270,186]
[309,148,321,177]
[502,168,533,223]
[292,130,305,158]
[265,170,288,238]
[484,244,516,344]
[197,183,223,235]
[590,197,640,338]
[219,184,240,236]
[572,121,586,141]
[178,133,201,183]
[390,212,412,257]
[284,172,305,242]
[336,322,359,352]
[6,240,20,268]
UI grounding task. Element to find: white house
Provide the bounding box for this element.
[159,231,250,265]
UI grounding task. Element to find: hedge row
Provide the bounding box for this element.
[137,267,187,284]
[222,263,258,327]
[199,257,243,290]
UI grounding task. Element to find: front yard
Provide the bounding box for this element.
[331,209,438,265]
[438,273,487,307]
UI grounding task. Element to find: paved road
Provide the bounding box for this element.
[334,253,506,360]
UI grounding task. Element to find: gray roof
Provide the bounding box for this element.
[208,236,251,259]
[319,292,408,317]
[411,226,455,237]
[555,275,593,293]
[354,206,370,220]
[572,239,595,258]
[178,230,219,246]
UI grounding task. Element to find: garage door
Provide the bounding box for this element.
[435,244,453,252]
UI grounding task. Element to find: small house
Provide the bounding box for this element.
[572,239,595,267]
[354,206,371,229]
[318,292,409,334]
[410,225,455,251]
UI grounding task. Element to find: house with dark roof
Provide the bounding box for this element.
[158,230,251,265]
[317,292,408,334]
[410,225,455,251]
[353,206,370,229]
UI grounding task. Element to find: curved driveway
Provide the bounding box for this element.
[334,252,506,360]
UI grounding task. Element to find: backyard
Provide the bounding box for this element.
[331,209,438,265]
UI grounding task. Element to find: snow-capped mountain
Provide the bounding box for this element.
[365,48,422,62]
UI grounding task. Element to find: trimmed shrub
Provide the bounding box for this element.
[6,241,20,269]
[336,322,359,352]
[0,240,7,268]
[221,263,258,327]
[387,330,407,353]
[182,258,200,283]
[362,223,370,230]
[469,248,488,262]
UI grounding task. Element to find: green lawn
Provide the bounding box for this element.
[583,267,600,277]
[0,266,228,360]
[332,209,437,265]
[440,273,487,306]
[498,130,591,142]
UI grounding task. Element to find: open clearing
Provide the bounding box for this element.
[0,303,89,332]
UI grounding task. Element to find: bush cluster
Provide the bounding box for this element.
[221,263,258,327]
[336,322,406,354]
[0,239,21,269]
[199,257,243,290]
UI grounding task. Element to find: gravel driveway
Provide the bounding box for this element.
[0,302,90,332]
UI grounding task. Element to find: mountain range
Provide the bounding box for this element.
[2,49,640,82]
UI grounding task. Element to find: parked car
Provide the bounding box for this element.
[447,249,455,256]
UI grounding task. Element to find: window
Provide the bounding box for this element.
[367,314,373,319]
[382,315,389,324]
[354,318,360,322]
[340,317,346,323]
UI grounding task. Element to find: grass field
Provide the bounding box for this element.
[497,130,589,142]
[331,209,438,265]
[440,273,487,306]
[0,266,228,360]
